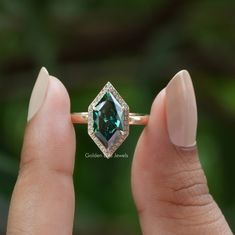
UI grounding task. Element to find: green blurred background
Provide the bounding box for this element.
[0,0,235,234]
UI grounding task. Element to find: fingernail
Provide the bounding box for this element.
[166,70,197,147]
[27,67,49,121]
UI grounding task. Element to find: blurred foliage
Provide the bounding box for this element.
[0,0,235,234]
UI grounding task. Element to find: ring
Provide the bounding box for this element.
[71,82,149,158]
[71,113,149,125]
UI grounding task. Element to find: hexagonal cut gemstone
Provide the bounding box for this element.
[93,92,124,149]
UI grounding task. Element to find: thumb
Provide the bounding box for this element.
[7,68,76,235]
[131,70,232,235]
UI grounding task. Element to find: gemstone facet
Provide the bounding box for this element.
[93,92,124,148]
[88,82,129,158]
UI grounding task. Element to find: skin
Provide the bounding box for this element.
[7,77,233,235]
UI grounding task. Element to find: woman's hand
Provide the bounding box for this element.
[6,68,233,234]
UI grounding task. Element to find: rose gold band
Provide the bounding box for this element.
[128,113,149,125]
[71,112,149,125]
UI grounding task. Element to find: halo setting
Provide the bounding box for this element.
[88,82,129,158]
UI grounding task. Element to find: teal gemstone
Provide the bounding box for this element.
[93,92,124,148]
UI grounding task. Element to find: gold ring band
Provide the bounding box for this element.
[71,112,149,125]
[72,81,149,158]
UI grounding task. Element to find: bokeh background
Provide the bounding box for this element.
[0,0,235,234]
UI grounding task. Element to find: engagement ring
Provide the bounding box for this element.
[71,82,149,158]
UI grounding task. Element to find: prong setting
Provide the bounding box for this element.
[88,82,129,158]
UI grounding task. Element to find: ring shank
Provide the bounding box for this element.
[71,112,88,124]
[71,112,149,125]
[128,113,149,125]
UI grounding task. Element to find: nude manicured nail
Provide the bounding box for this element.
[166,70,197,147]
[27,67,49,121]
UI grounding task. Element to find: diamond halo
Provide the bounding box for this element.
[87,82,129,158]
